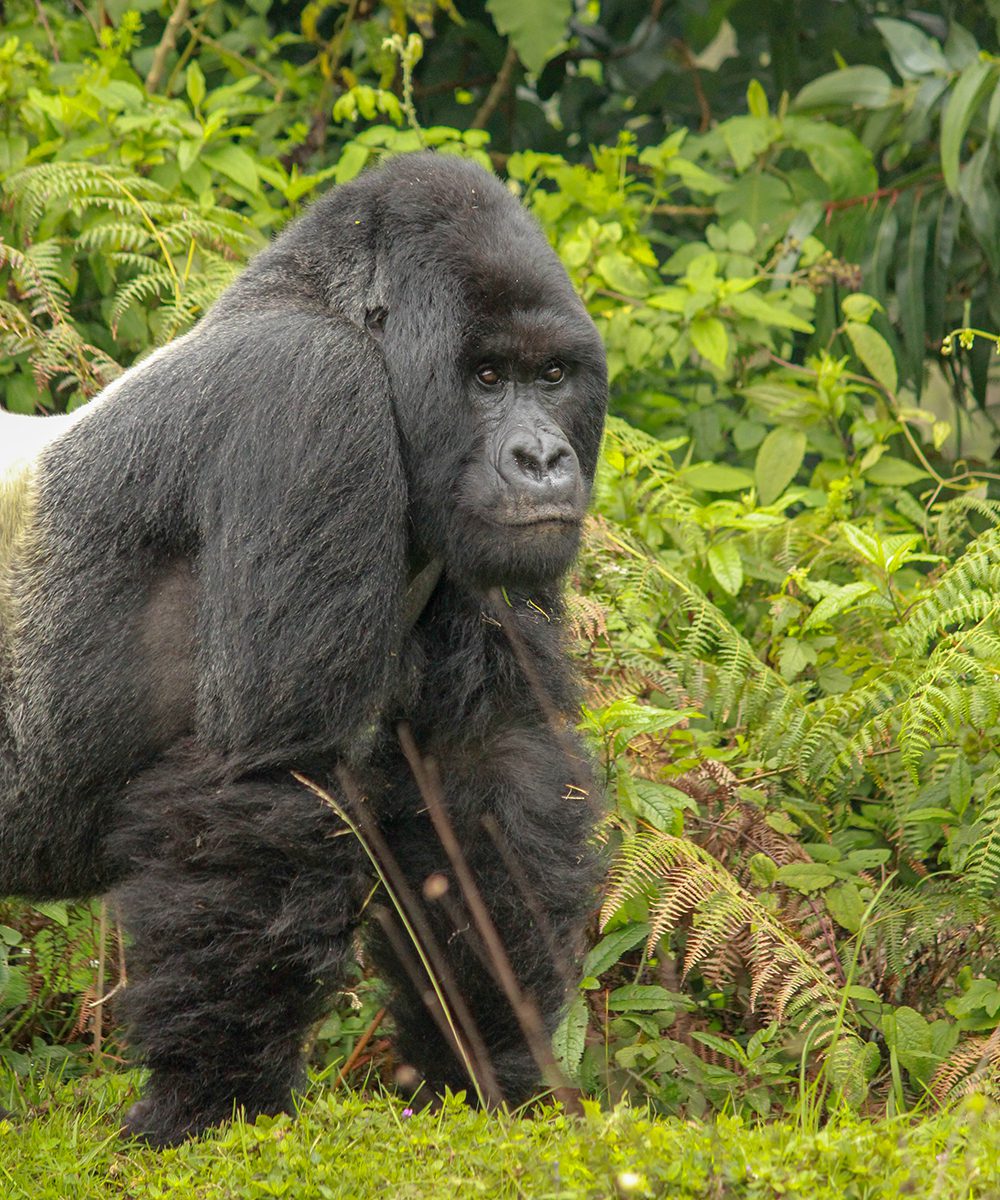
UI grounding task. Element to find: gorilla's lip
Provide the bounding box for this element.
[489,509,581,529]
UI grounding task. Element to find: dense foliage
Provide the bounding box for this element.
[1,0,1000,1130]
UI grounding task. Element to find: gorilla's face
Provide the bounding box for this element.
[369,160,608,593]
[446,307,606,590]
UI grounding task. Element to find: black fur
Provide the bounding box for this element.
[0,153,607,1145]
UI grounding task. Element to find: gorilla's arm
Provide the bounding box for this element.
[187,313,410,770]
[1,312,408,898]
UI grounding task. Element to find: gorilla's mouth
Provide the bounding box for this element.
[491,508,581,529]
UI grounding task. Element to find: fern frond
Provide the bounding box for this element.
[603,828,853,1042]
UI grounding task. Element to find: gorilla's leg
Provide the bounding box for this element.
[111,753,369,1146]
[368,726,597,1105]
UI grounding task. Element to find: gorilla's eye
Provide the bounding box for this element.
[476,364,502,387]
[541,362,565,384]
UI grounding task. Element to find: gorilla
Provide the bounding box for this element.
[0,152,607,1145]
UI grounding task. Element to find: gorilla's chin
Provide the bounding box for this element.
[451,515,583,592]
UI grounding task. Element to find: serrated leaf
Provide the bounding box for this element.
[552,993,588,1077]
[595,251,651,298]
[630,778,693,832]
[583,923,652,979]
[608,984,678,1012]
[728,290,814,333]
[754,426,806,505]
[802,581,877,631]
[707,541,743,596]
[720,115,777,172]
[777,637,817,681]
[690,316,729,368]
[941,60,997,195]
[486,0,572,75]
[845,321,898,392]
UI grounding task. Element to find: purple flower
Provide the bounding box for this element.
[402,1107,414,1119]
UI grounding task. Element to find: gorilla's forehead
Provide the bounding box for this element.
[465,306,599,365]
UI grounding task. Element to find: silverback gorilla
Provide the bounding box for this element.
[0,152,607,1145]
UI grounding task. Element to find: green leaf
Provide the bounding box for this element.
[825,882,866,932]
[863,455,928,485]
[608,984,678,1012]
[486,0,572,75]
[202,143,260,193]
[777,637,817,681]
[186,60,206,109]
[682,463,754,492]
[802,581,877,631]
[844,321,898,392]
[552,993,588,1077]
[874,18,949,79]
[774,862,836,893]
[690,316,729,368]
[784,119,878,199]
[754,426,806,505]
[728,290,814,333]
[583,923,652,979]
[720,115,779,171]
[941,60,997,195]
[595,251,651,297]
[841,293,883,323]
[747,853,778,888]
[791,66,893,112]
[707,541,743,595]
[746,78,769,118]
[629,778,693,832]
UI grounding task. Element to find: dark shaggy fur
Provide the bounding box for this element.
[0,152,607,1145]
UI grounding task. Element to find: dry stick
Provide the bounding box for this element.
[480,812,577,992]
[146,0,191,93]
[34,0,59,62]
[486,589,596,809]
[471,44,518,131]
[368,907,491,1103]
[92,902,107,1069]
[316,766,503,1106]
[396,721,580,1112]
[333,1005,387,1089]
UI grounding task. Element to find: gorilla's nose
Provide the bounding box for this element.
[498,429,580,504]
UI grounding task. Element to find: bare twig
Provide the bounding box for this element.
[34,0,59,61]
[471,43,518,131]
[295,768,502,1105]
[92,902,107,1068]
[397,722,581,1112]
[146,0,191,94]
[333,1005,387,1088]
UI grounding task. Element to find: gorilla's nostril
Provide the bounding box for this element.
[513,448,545,480]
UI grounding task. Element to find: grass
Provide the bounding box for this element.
[0,1074,998,1198]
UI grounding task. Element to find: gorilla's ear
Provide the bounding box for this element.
[365,307,388,342]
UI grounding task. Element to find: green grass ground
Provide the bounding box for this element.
[0,1075,998,1199]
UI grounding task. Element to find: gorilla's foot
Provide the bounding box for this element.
[121,1080,296,1148]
